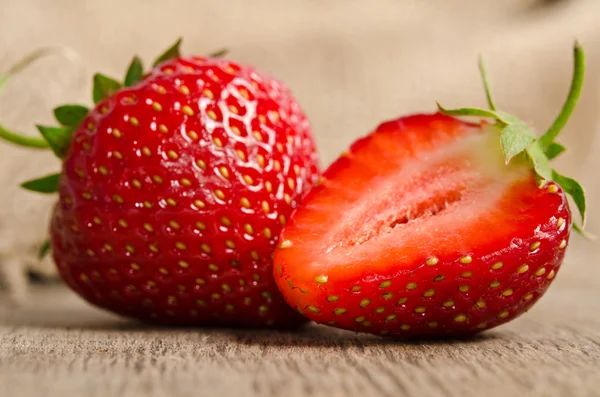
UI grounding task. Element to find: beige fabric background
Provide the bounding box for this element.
[0,1,599,396]
[1,0,599,292]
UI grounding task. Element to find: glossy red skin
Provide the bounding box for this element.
[274,113,571,338]
[51,56,320,328]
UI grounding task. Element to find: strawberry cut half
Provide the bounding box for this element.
[274,43,587,338]
[275,113,569,337]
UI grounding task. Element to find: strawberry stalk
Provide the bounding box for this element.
[0,124,49,149]
[0,47,84,149]
[438,41,587,235]
[539,42,585,150]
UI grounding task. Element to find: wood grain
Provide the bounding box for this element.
[1,281,599,397]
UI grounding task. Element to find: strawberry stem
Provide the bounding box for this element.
[0,46,83,150]
[573,223,597,240]
[437,41,589,235]
[0,47,81,87]
[0,125,50,148]
[539,42,585,149]
[478,55,497,111]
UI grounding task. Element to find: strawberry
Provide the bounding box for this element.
[0,39,320,328]
[274,43,588,338]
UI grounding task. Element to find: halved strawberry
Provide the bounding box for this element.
[274,43,588,338]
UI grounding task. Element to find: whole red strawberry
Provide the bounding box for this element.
[274,43,588,338]
[0,39,320,328]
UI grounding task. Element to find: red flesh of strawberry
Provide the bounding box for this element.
[274,113,570,337]
[51,57,320,327]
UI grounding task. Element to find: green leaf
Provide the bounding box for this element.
[53,105,89,127]
[21,173,60,193]
[36,125,73,158]
[552,169,586,225]
[438,103,501,120]
[545,142,566,160]
[494,111,525,126]
[500,122,535,164]
[92,73,122,104]
[209,48,229,58]
[124,56,144,87]
[38,239,51,259]
[437,103,519,124]
[525,141,552,181]
[152,38,183,67]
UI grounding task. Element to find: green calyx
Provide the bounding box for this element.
[438,41,587,235]
[0,37,229,194]
[21,173,60,194]
[0,38,229,258]
[38,239,51,260]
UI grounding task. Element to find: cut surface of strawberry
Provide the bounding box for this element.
[274,43,586,338]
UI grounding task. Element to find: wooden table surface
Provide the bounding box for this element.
[1,272,599,397]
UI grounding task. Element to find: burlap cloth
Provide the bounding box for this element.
[0,0,598,296]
